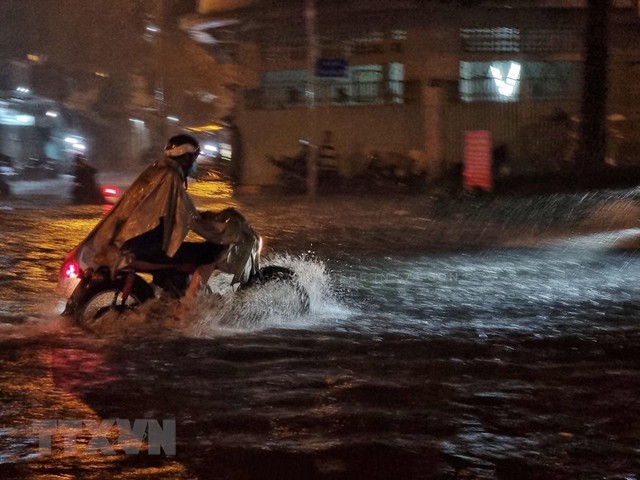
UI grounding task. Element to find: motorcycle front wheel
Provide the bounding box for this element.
[239,265,310,314]
[74,275,155,327]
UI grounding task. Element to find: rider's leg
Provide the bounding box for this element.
[164,242,225,300]
[185,263,217,299]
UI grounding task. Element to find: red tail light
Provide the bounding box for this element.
[58,249,83,296]
[63,260,81,279]
[101,185,120,198]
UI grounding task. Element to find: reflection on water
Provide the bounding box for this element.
[2,323,639,479]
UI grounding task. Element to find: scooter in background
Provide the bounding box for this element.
[71,154,105,205]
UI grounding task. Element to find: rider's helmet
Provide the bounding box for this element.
[164,134,200,167]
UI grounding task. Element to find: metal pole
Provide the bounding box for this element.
[305,0,318,197]
[577,0,609,188]
[154,0,167,142]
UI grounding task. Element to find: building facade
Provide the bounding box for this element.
[184,0,640,187]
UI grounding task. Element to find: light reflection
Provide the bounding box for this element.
[185,178,236,211]
[0,346,191,476]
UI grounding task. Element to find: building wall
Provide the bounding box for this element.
[441,100,580,173]
[238,102,424,185]
[212,3,640,185]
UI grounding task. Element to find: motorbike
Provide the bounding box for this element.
[71,155,106,205]
[58,208,309,327]
[268,153,308,193]
[268,153,343,194]
[344,152,428,193]
[0,154,17,196]
[0,167,15,197]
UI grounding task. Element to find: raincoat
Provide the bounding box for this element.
[74,158,256,284]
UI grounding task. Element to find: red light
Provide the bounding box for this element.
[101,185,120,197]
[63,261,81,279]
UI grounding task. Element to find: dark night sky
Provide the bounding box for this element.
[0,1,198,74]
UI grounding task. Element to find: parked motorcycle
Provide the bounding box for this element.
[345,151,428,193]
[268,152,308,193]
[268,152,342,193]
[58,208,309,327]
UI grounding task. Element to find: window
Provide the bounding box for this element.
[461,27,580,53]
[252,63,406,109]
[461,28,520,53]
[349,32,384,55]
[261,70,308,107]
[460,61,580,102]
[391,30,407,41]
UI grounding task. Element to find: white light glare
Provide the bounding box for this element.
[16,114,32,124]
[129,118,145,125]
[203,144,218,153]
[166,116,179,122]
[64,136,86,152]
[16,86,30,93]
[489,62,521,97]
[45,110,58,118]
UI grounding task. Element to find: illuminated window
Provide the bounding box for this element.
[489,62,521,97]
[460,61,580,102]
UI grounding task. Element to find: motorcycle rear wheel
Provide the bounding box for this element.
[74,276,155,327]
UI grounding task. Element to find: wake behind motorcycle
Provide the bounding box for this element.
[58,208,309,327]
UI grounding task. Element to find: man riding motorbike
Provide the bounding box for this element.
[72,134,257,300]
[71,153,103,204]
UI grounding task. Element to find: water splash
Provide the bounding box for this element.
[74,254,345,339]
[188,253,345,337]
[579,198,640,232]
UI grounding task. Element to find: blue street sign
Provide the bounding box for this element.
[315,58,348,78]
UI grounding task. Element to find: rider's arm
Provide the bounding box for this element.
[191,214,224,243]
[191,213,242,245]
[174,186,229,244]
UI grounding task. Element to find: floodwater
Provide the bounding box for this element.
[0,180,639,479]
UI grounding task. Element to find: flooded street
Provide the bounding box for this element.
[1,183,640,479]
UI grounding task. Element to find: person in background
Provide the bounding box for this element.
[227,118,244,185]
[0,152,13,196]
[71,153,103,204]
[317,130,341,191]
